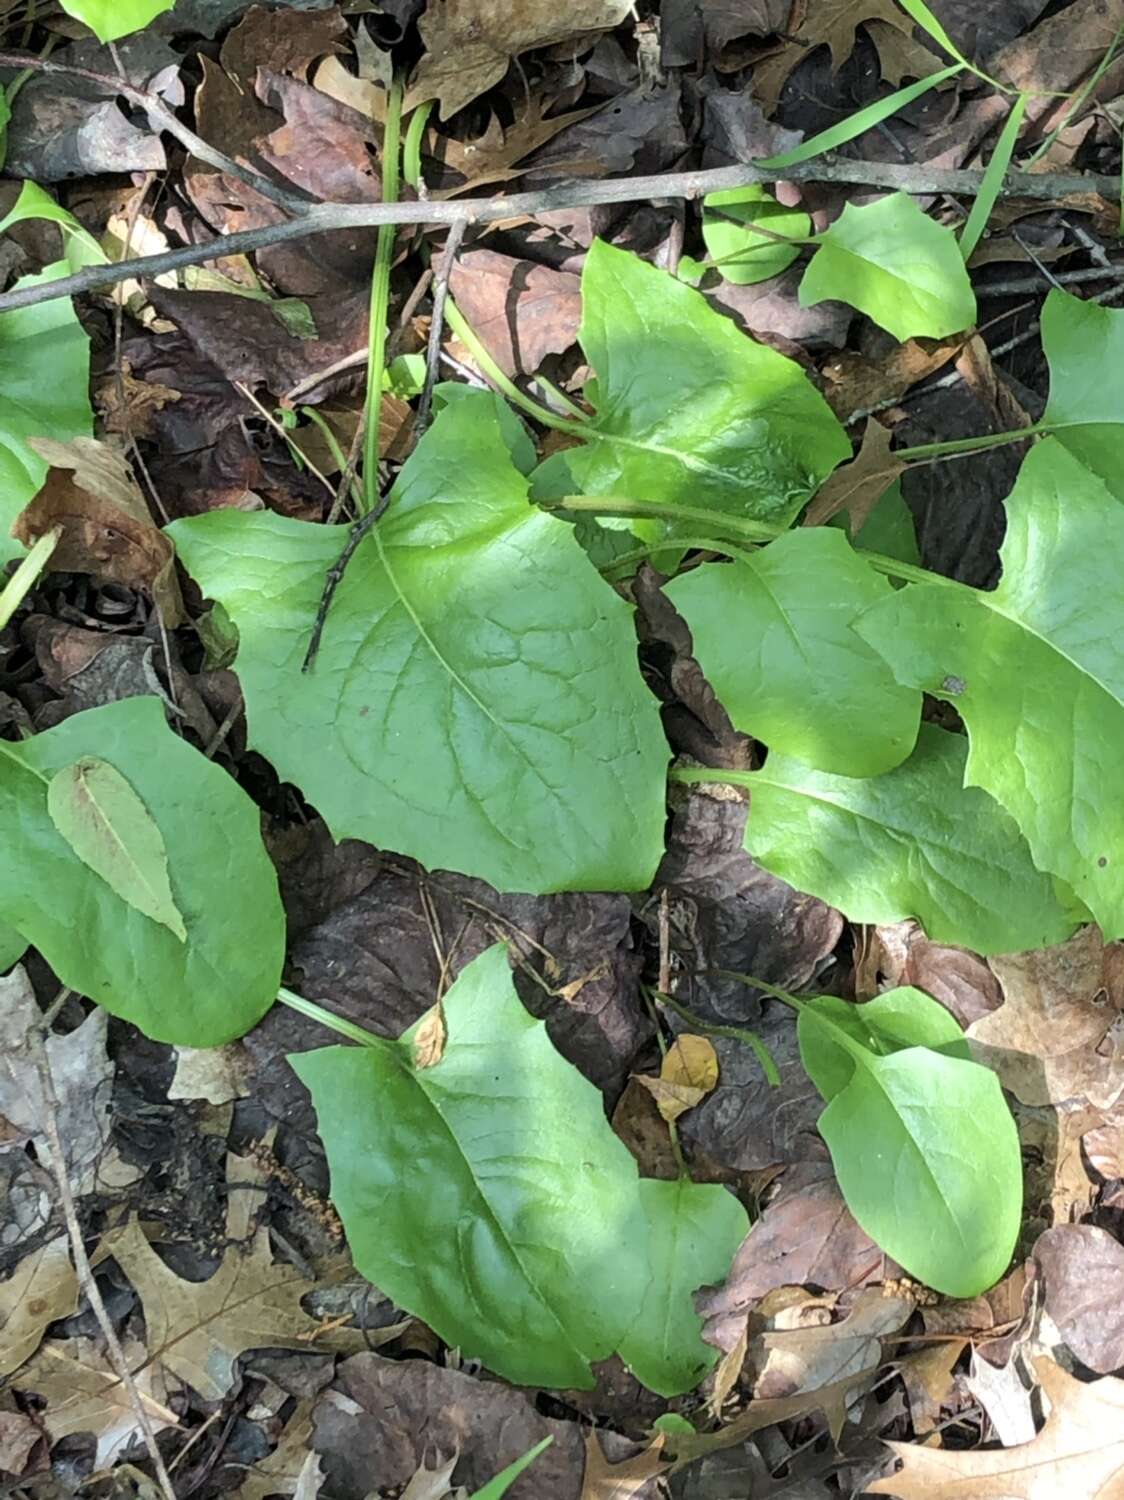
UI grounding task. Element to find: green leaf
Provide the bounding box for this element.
[1041,287,1124,501]
[0,182,108,273]
[833,479,919,569]
[617,1178,749,1397]
[531,240,849,535]
[798,989,971,1102]
[468,1439,553,1499]
[734,723,1078,955]
[0,697,284,1046]
[800,194,977,341]
[0,919,25,971]
[431,383,536,474]
[796,997,1022,1297]
[697,186,810,285]
[289,944,650,1390]
[959,93,1028,263]
[47,757,188,942]
[0,264,92,566]
[666,529,920,777]
[171,402,668,895]
[58,0,174,42]
[856,439,1124,936]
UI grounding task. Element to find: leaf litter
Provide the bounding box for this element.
[0,0,1123,1497]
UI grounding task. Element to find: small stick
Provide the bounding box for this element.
[301,494,390,672]
[416,219,466,436]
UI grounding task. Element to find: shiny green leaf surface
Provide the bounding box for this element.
[1041,287,1124,501]
[58,0,174,41]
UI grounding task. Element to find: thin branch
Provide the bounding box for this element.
[0,158,1118,316]
[30,1026,178,1500]
[416,218,466,435]
[0,49,313,215]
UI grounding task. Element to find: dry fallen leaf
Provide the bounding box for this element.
[235,1399,316,1500]
[0,1237,79,1378]
[407,0,633,119]
[867,1356,1124,1499]
[447,250,581,378]
[897,1339,966,1436]
[1033,1225,1124,1376]
[803,418,905,532]
[12,1337,179,1467]
[16,437,184,626]
[634,1034,719,1123]
[580,1431,666,1499]
[412,1003,447,1069]
[753,0,936,108]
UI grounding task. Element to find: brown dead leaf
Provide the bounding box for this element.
[94,359,181,440]
[13,1337,179,1467]
[412,1004,447,1069]
[856,920,1001,1029]
[407,0,633,118]
[752,0,931,108]
[1033,1225,1124,1375]
[665,1373,872,1464]
[863,17,944,83]
[439,99,602,192]
[235,1400,315,1500]
[610,1078,681,1180]
[708,1321,747,1419]
[897,1340,966,1436]
[220,4,348,81]
[15,437,184,626]
[109,1152,364,1401]
[803,418,904,533]
[580,1431,666,1499]
[821,339,962,421]
[867,1355,1124,1498]
[970,927,1124,1108]
[0,1238,79,1378]
[447,251,581,378]
[954,335,1033,433]
[0,1410,44,1477]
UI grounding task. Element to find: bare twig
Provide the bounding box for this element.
[416,219,466,435]
[30,1027,178,1500]
[977,263,1121,296]
[301,493,391,671]
[0,48,313,215]
[0,158,1118,316]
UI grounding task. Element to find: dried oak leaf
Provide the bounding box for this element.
[1033,1225,1124,1376]
[16,437,184,626]
[579,1431,665,1498]
[803,417,904,532]
[867,1356,1124,1499]
[406,0,634,119]
[0,1238,78,1379]
[752,0,932,108]
[108,1152,364,1401]
[235,1398,316,1500]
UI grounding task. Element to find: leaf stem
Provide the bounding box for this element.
[894,423,1046,461]
[275,986,393,1051]
[402,99,432,191]
[443,298,587,435]
[649,988,782,1086]
[361,77,404,514]
[0,526,61,630]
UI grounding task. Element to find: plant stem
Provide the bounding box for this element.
[361,77,404,514]
[649,988,781,1086]
[551,495,960,589]
[443,298,586,434]
[0,526,60,630]
[640,987,690,1178]
[402,99,433,191]
[894,423,1045,461]
[276,986,392,1050]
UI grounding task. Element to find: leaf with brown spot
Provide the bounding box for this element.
[412,1003,447,1069]
[804,418,904,532]
[0,1238,79,1378]
[15,436,183,625]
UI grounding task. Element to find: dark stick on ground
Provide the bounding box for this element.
[301,495,391,672]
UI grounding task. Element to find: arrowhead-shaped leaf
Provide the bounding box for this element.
[797,995,1022,1297]
[856,439,1124,936]
[171,399,667,894]
[290,945,650,1389]
[532,240,848,534]
[617,1178,749,1397]
[47,757,187,941]
[666,528,920,776]
[731,724,1078,955]
[0,697,284,1046]
[800,194,976,341]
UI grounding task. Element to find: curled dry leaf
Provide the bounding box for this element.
[803,418,905,533]
[15,436,184,625]
[412,1003,447,1069]
[407,0,634,119]
[633,1034,719,1123]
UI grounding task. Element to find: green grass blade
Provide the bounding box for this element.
[959,92,1028,262]
[755,65,963,170]
[468,1439,553,1499]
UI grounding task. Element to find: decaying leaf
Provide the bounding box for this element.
[579,1431,666,1499]
[803,418,905,533]
[412,1003,447,1069]
[235,1400,316,1500]
[0,1237,79,1378]
[868,1356,1124,1498]
[633,1034,719,1123]
[15,436,184,625]
[407,0,634,118]
[447,251,581,378]
[753,0,938,107]
[1034,1225,1124,1375]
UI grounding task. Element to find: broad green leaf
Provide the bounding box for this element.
[797,1000,1022,1297]
[0,264,92,566]
[733,723,1078,955]
[1041,287,1124,501]
[798,989,971,1102]
[856,439,1124,936]
[693,186,810,285]
[531,240,849,535]
[800,194,976,341]
[47,757,187,942]
[0,182,108,273]
[58,0,174,41]
[833,479,920,570]
[468,1439,553,1499]
[289,944,650,1390]
[0,697,284,1046]
[0,919,25,971]
[617,1178,749,1397]
[666,529,920,777]
[171,402,667,895]
[431,383,536,474]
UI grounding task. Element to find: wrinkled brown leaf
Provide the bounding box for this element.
[0,1238,79,1378]
[235,1400,316,1500]
[407,0,633,118]
[856,920,1001,1029]
[868,1356,1124,1498]
[412,1004,447,1069]
[753,0,931,108]
[821,340,962,421]
[15,438,184,626]
[1034,1225,1124,1375]
[220,3,347,81]
[897,1340,966,1436]
[803,418,904,533]
[447,251,581,377]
